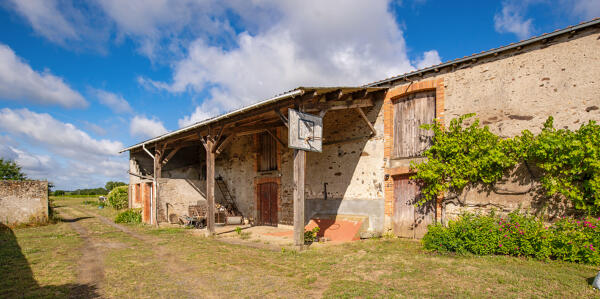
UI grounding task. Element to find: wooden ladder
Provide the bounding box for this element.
[215,176,240,216]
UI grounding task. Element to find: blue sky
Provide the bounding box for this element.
[0,0,598,190]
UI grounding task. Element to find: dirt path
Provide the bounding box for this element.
[58,208,105,298]
[60,205,217,298]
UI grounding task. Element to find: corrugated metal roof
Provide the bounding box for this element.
[365,17,600,87]
[119,86,385,153]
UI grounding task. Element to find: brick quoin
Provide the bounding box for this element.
[383,78,445,221]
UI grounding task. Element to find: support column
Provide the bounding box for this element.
[153,149,162,227]
[293,149,306,249]
[206,138,216,235]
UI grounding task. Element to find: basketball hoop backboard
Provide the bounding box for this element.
[288,109,323,152]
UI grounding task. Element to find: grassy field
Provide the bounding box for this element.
[1,197,599,298]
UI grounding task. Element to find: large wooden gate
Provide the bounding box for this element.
[258,182,278,226]
[393,175,434,238]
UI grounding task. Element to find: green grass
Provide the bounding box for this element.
[1,197,598,298]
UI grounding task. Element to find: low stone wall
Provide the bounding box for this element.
[442,164,574,223]
[0,180,48,226]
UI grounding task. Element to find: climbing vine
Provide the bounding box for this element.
[411,114,600,214]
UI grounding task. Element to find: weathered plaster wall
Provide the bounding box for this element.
[214,134,257,220]
[280,94,386,230]
[385,27,600,225]
[157,178,205,223]
[0,180,48,225]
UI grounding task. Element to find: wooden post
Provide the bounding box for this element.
[154,149,162,227]
[205,138,216,235]
[293,149,306,249]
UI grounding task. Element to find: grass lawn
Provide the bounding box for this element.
[1,197,599,298]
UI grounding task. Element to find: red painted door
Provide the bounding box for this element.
[258,182,278,226]
[393,175,434,238]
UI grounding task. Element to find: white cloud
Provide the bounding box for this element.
[0,108,122,158]
[8,0,78,44]
[0,110,127,189]
[140,1,435,126]
[177,102,222,128]
[415,50,442,70]
[571,0,600,20]
[91,88,133,114]
[0,44,87,108]
[130,115,168,138]
[494,2,534,40]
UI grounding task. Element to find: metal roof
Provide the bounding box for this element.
[365,17,600,87]
[119,86,385,153]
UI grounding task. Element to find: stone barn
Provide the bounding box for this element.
[120,18,600,242]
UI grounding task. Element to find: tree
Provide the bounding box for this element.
[105,181,127,192]
[0,158,27,180]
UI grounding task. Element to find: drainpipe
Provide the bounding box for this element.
[142,144,155,226]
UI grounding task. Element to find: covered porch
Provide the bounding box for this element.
[121,86,387,248]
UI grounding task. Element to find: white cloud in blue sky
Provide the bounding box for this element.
[91,88,133,114]
[130,115,168,139]
[0,44,87,108]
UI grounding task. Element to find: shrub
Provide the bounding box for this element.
[423,211,600,265]
[107,185,128,210]
[304,227,320,243]
[115,209,141,224]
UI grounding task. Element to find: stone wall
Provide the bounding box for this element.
[383,26,600,227]
[0,180,48,226]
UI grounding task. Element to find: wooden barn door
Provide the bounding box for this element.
[142,182,151,223]
[392,90,436,158]
[258,182,278,226]
[393,175,434,238]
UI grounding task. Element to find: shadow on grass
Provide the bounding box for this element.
[60,217,93,223]
[0,223,100,298]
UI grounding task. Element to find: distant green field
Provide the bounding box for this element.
[50,195,101,199]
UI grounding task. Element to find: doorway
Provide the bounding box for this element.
[392,175,434,238]
[258,182,278,226]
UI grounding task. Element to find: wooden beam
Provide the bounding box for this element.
[275,109,288,128]
[214,124,227,145]
[355,107,377,136]
[153,149,162,227]
[266,129,285,148]
[293,149,305,249]
[226,122,284,135]
[318,108,329,118]
[205,138,216,235]
[214,134,236,155]
[161,145,182,165]
[304,98,373,112]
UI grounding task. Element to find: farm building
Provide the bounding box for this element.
[120,19,600,243]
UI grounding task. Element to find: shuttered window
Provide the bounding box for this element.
[392,90,436,158]
[258,132,278,171]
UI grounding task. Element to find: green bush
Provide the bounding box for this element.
[107,185,128,210]
[423,211,600,265]
[115,209,141,224]
[304,227,320,243]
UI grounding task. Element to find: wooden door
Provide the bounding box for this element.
[134,184,141,203]
[392,91,436,158]
[258,182,278,226]
[142,183,151,223]
[393,176,434,238]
